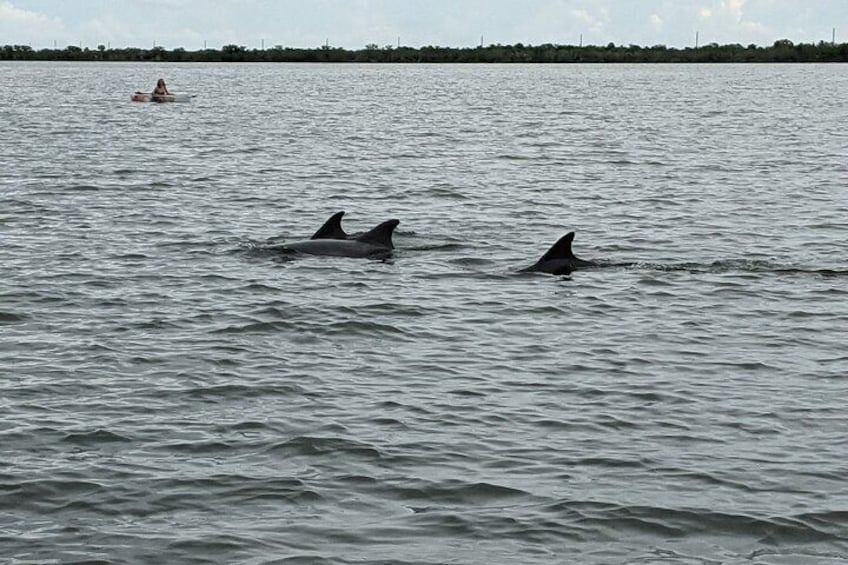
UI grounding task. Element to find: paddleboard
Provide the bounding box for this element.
[131,92,193,103]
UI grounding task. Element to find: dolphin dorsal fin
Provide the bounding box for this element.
[311,211,347,239]
[356,219,400,248]
[539,232,575,262]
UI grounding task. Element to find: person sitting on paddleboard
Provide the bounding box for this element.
[152,78,170,101]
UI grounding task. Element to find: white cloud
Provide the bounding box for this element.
[572,7,608,33]
[691,0,784,45]
[699,0,746,21]
[0,1,65,44]
[725,0,745,19]
[649,13,663,32]
[82,15,130,46]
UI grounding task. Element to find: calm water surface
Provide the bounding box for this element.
[1,61,848,564]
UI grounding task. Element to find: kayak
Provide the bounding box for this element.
[131,92,192,103]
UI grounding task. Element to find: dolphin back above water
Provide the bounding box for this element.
[522,232,597,275]
[276,219,400,259]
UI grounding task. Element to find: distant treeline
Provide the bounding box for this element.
[3,40,848,63]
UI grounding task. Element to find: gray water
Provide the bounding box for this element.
[1,61,847,564]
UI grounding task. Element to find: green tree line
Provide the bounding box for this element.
[3,40,848,63]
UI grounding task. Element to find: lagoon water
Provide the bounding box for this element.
[1,61,847,564]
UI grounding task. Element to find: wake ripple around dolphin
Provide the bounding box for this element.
[623,260,848,277]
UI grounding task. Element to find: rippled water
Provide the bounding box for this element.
[2,61,848,564]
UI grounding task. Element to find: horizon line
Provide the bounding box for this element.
[7,37,843,52]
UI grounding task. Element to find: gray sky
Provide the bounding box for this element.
[1,0,843,50]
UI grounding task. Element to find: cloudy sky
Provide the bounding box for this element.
[1,0,843,50]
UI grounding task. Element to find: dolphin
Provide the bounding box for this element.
[273,219,399,260]
[310,211,349,240]
[522,232,597,275]
[309,210,377,244]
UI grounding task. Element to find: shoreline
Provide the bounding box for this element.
[3,40,847,63]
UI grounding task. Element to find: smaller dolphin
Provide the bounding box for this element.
[522,232,597,275]
[310,211,348,240]
[274,219,399,260]
[309,211,378,244]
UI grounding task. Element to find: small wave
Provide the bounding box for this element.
[265,435,383,459]
[0,311,26,323]
[497,153,535,161]
[446,388,487,397]
[747,547,848,563]
[166,534,251,556]
[390,479,529,505]
[422,187,469,199]
[64,184,102,192]
[220,420,278,432]
[543,500,848,543]
[447,256,496,267]
[182,382,306,400]
[623,260,848,277]
[155,440,237,454]
[772,267,848,277]
[369,417,409,428]
[323,319,409,336]
[211,320,296,334]
[2,478,107,503]
[130,318,184,331]
[408,242,467,252]
[240,283,283,293]
[62,429,131,445]
[109,252,150,260]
